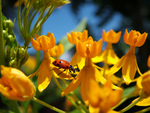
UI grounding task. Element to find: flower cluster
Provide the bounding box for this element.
[1,0,150,113]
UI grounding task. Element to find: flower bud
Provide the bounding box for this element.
[3,19,14,33]
[0,65,36,101]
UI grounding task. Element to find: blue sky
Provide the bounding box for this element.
[42,3,123,43]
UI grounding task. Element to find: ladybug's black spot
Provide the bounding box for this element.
[59,61,62,63]
[66,66,69,68]
[54,61,57,64]
[57,64,59,67]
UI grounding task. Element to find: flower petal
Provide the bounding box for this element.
[136,97,150,106]
[108,55,126,77]
[70,52,85,70]
[61,72,82,97]
[122,55,137,85]
[38,60,52,92]
[31,37,41,50]
[135,32,147,47]
[76,41,87,57]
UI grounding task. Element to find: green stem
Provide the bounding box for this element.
[0,0,5,66]
[27,9,39,33]
[7,100,22,113]
[120,97,142,113]
[32,97,66,113]
[30,7,46,36]
[62,79,88,112]
[52,73,86,113]
[31,4,56,36]
[24,1,32,40]
[18,0,25,39]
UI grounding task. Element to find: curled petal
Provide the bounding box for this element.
[102,29,121,43]
[128,30,136,46]
[80,30,88,42]
[49,33,55,48]
[31,37,41,50]
[135,32,148,47]
[123,29,129,44]
[76,41,87,57]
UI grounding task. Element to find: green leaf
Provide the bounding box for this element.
[122,86,135,98]
[69,109,81,113]
[0,109,14,113]
[58,18,87,53]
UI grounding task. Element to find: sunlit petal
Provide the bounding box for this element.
[136,97,150,106]
[135,32,148,47]
[122,55,137,85]
[108,55,126,77]
[61,73,82,97]
[31,37,41,50]
[38,60,52,92]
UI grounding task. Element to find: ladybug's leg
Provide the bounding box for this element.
[58,69,66,75]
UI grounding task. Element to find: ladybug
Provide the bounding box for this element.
[53,59,77,76]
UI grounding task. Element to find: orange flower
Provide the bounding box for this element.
[76,36,103,58]
[108,30,148,85]
[30,32,56,92]
[48,43,64,59]
[134,70,150,106]
[67,30,88,44]
[33,51,55,92]
[87,80,122,113]
[124,29,147,47]
[0,65,35,101]
[31,32,55,51]
[102,29,121,43]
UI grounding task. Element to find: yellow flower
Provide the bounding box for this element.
[92,29,121,64]
[108,30,148,85]
[67,30,88,70]
[30,32,56,92]
[102,29,121,43]
[30,51,55,92]
[0,65,36,101]
[100,65,121,85]
[67,30,88,44]
[61,58,101,105]
[31,32,55,51]
[48,43,64,59]
[76,36,103,58]
[67,30,102,69]
[124,29,147,47]
[137,70,150,96]
[133,70,150,106]
[147,55,150,68]
[87,80,122,113]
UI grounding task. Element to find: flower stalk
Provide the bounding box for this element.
[0,0,5,66]
[32,97,66,113]
[120,96,142,112]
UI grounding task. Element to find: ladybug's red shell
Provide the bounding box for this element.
[53,59,70,69]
